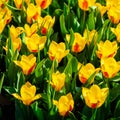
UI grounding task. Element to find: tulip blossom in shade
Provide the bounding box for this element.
[24,23,38,37]
[48,41,69,63]
[14,54,36,75]
[53,93,74,116]
[25,34,46,52]
[96,40,118,59]
[14,0,22,9]
[101,58,120,78]
[12,82,41,105]
[83,29,98,45]
[37,15,55,35]
[111,23,120,42]
[78,63,99,84]
[66,33,86,53]
[26,3,41,24]
[78,0,96,11]
[82,85,109,108]
[50,71,65,91]
[35,0,52,9]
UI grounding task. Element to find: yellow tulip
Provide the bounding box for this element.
[38,15,55,35]
[83,29,98,45]
[78,63,99,84]
[25,34,47,52]
[50,71,65,91]
[0,19,6,34]
[0,0,8,7]
[101,58,120,78]
[14,0,22,9]
[66,33,86,53]
[14,54,36,75]
[82,85,109,108]
[48,41,69,63]
[53,93,74,116]
[35,0,52,9]
[12,81,41,105]
[26,3,41,24]
[111,23,120,42]
[78,0,96,11]
[24,23,38,37]
[96,40,118,59]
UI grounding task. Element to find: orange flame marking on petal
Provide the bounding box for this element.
[40,0,46,9]
[82,0,88,10]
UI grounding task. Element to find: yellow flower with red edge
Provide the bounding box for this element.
[82,84,109,108]
[111,23,120,42]
[38,15,55,35]
[66,33,86,53]
[14,0,22,9]
[101,58,120,78]
[50,71,65,91]
[48,41,69,63]
[14,54,36,75]
[53,93,74,116]
[78,63,99,84]
[96,40,118,59]
[26,3,41,24]
[35,0,52,9]
[83,29,98,45]
[25,34,47,52]
[12,81,41,105]
[78,0,96,11]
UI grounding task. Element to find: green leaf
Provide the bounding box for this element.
[114,100,120,118]
[0,73,4,93]
[3,86,16,94]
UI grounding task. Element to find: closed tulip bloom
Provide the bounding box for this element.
[111,23,120,42]
[78,0,96,11]
[26,3,41,24]
[35,0,52,9]
[14,0,22,9]
[50,71,65,91]
[48,41,69,63]
[82,85,109,108]
[101,58,120,78]
[53,93,74,116]
[96,40,118,59]
[12,82,41,105]
[78,63,99,84]
[66,33,86,53]
[25,34,46,52]
[83,29,98,45]
[14,54,36,75]
[24,23,38,37]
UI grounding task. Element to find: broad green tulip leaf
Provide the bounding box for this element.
[0,73,4,93]
[4,86,16,95]
[114,100,120,118]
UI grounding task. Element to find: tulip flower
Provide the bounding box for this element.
[24,23,38,37]
[101,58,120,78]
[26,3,41,24]
[14,54,36,75]
[48,41,69,63]
[111,23,120,42]
[78,63,99,84]
[53,93,74,116]
[96,40,118,59]
[38,15,55,35]
[83,29,98,45]
[14,0,22,9]
[35,0,52,9]
[25,34,47,52]
[78,0,96,11]
[12,81,41,105]
[50,71,65,91]
[82,85,109,108]
[66,33,86,53]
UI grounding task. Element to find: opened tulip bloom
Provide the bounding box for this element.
[82,85,109,108]
[96,40,118,59]
[14,54,36,75]
[78,63,99,84]
[101,58,120,78]
[48,41,69,63]
[53,93,74,116]
[50,71,65,91]
[66,33,86,53]
[12,82,41,105]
